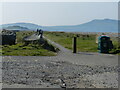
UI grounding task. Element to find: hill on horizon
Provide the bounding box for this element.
[5,25,29,30]
[0,19,118,33]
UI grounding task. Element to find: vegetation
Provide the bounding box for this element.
[1,31,57,56]
[109,38,120,54]
[2,43,56,56]
[1,30,119,56]
[44,31,120,55]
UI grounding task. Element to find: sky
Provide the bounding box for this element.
[0,1,118,26]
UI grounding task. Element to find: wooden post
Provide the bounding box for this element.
[73,37,77,53]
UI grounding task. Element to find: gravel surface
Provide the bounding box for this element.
[2,56,119,88]
[2,35,119,88]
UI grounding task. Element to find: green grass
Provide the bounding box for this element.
[2,43,56,56]
[44,31,120,54]
[109,38,120,55]
[1,31,57,56]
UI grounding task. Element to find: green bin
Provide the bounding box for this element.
[98,35,113,53]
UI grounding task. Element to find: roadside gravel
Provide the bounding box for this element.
[2,56,119,88]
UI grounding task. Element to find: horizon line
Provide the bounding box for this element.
[0,18,118,27]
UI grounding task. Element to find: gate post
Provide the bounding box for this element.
[73,37,77,53]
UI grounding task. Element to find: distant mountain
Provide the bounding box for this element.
[0,19,118,32]
[42,19,118,32]
[5,25,29,30]
[1,22,42,30]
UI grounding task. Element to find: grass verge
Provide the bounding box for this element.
[44,31,120,55]
[1,31,57,56]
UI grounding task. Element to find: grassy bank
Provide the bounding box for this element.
[1,31,57,56]
[2,43,56,56]
[44,31,120,54]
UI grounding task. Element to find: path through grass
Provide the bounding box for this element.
[44,31,119,54]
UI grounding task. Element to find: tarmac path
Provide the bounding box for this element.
[2,34,119,88]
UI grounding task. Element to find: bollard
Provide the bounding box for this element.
[73,37,77,53]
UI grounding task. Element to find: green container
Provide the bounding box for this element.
[98,35,113,53]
